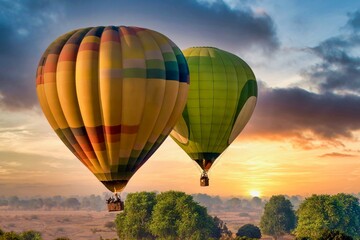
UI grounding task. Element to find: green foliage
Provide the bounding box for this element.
[0,228,4,236]
[0,231,22,240]
[234,237,259,240]
[236,224,261,239]
[21,230,42,240]
[115,191,156,239]
[115,191,220,240]
[295,194,360,239]
[213,216,232,238]
[295,194,360,240]
[319,229,353,240]
[149,191,220,240]
[260,195,296,240]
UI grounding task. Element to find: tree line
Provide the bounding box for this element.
[0,193,303,212]
[0,195,105,211]
[114,192,360,240]
[0,192,359,239]
[259,194,360,240]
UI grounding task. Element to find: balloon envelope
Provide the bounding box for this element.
[171,47,257,172]
[36,26,189,192]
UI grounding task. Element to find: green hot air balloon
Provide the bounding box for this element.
[170,47,257,186]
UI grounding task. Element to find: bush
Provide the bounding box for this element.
[319,229,353,240]
[235,237,259,240]
[1,231,22,240]
[21,230,42,240]
[236,224,261,239]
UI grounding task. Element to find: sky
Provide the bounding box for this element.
[0,0,360,198]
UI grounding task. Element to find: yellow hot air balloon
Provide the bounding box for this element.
[36,26,189,195]
[170,47,257,186]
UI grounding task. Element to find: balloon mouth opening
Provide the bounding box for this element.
[195,158,216,171]
[101,180,128,193]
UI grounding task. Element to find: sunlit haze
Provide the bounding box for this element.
[0,0,359,198]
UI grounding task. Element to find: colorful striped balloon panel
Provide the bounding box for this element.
[36,26,189,192]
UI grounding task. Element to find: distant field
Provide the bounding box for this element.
[0,210,118,240]
[0,209,294,240]
[210,209,262,233]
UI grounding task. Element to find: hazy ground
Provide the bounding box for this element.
[0,209,263,240]
[210,209,262,233]
[0,208,294,240]
[0,209,118,240]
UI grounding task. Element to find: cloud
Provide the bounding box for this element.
[0,0,63,110]
[243,82,360,147]
[43,162,64,169]
[302,35,360,94]
[0,166,10,175]
[0,0,278,110]
[241,10,360,148]
[184,0,279,52]
[300,10,360,95]
[346,10,360,32]
[319,152,355,158]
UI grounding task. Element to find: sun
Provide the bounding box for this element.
[249,190,261,198]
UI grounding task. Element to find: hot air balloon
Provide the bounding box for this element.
[36,26,189,210]
[170,47,257,186]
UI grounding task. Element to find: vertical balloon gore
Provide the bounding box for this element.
[36,26,189,193]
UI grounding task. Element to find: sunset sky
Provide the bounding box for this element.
[0,0,359,198]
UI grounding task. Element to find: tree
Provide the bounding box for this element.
[149,191,220,240]
[236,224,261,239]
[234,237,259,240]
[192,193,222,211]
[319,229,353,240]
[213,216,232,238]
[21,230,42,240]
[260,195,296,240]
[226,198,242,210]
[251,197,262,208]
[295,194,360,239]
[62,198,80,210]
[115,191,157,239]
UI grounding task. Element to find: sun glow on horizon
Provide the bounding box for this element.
[249,190,262,197]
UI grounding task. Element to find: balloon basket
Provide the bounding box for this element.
[200,173,209,187]
[107,201,124,212]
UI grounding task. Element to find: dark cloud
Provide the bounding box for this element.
[302,35,360,94]
[243,83,360,146]
[346,10,360,32]
[0,0,278,110]
[240,10,360,148]
[0,0,63,110]
[301,10,360,94]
